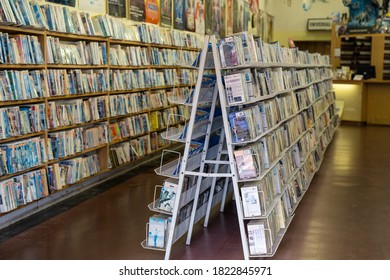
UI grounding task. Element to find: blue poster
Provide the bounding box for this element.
[174,0,185,30]
[343,0,379,30]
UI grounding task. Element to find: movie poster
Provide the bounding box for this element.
[343,0,379,33]
[220,0,226,37]
[205,0,213,34]
[160,0,172,27]
[145,0,160,24]
[108,0,126,18]
[174,0,185,30]
[195,0,205,34]
[249,0,259,13]
[226,0,233,35]
[130,0,146,22]
[233,0,244,33]
[384,0,390,16]
[47,0,76,7]
[249,0,261,36]
[267,14,274,42]
[185,0,195,31]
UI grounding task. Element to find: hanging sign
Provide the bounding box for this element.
[307,18,332,31]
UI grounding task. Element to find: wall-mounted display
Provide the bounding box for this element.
[174,0,185,30]
[79,0,106,13]
[195,0,205,34]
[243,0,249,32]
[130,0,146,22]
[233,0,244,33]
[220,0,226,37]
[160,0,173,27]
[145,0,160,24]
[47,0,76,7]
[108,0,127,18]
[307,18,332,31]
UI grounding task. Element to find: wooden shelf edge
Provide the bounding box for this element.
[48,118,109,132]
[0,131,45,144]
[47,144,108,165]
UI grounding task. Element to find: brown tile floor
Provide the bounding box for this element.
[1,124,390,260]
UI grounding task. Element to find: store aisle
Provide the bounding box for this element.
[1,125,390,260]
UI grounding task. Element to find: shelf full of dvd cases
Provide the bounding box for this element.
[140,31,340,260]
[214,32,339,259]
[0,1,204,220]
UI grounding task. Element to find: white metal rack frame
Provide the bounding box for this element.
[141,36,233,259]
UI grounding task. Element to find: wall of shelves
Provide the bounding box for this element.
[0,21,203,226]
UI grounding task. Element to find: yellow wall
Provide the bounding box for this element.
[271,0,348,46]
[247,0,275,37]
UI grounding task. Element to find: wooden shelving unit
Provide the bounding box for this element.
[0,22,203,222]
[331,24,390,125]
[331,24,390,80]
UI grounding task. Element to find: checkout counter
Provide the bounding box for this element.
[333,79,390,125]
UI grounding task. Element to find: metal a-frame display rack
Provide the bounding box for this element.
[142,34,338,260]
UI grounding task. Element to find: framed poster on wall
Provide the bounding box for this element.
[220,0,226,38]
[226,0,233,35]
[145,0,160,24]
[174,0,185,30]
[185,0,195,32]
[130,0,146,22]
[212,0,220,35]
[205,0,212,34]
[195,0,205,34]
[307,18,332,31]
[108,0,127,18]
[160,0,172,27]
[47,0,76,7]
